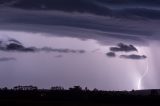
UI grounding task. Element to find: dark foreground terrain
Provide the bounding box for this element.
[0,86,160,106]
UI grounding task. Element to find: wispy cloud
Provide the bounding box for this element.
[55,55,63,58]
[120,54,147,60]
[40,47,85,54]
[0,57,16,62]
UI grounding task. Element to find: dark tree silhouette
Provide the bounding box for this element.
[13,85,38,91]
[69,86,82,91]
[51,86,64,91]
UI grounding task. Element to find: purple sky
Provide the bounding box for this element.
[0,7,159,91]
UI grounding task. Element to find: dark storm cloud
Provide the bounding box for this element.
[0,0,111,16]
[110,43,138,52]
[0,38,85,54]
[0,7,156,45]
[1,0,160,19]
[120,54,147,60]
[0,0,159,47]
[106,52,116,57]
[0,57,16,62]
[8,38,22,45]
[0,38,36,52]
[106,43,147,60]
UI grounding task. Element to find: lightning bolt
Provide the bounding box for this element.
[138,58,149,90]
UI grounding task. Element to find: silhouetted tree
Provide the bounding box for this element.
[51,86,64,91]
[2,87,8,91]
[69,86,82,91]
[93,88,98,92]
[85,87,89,91]
[151,90,159,96]
[13,85,38,91]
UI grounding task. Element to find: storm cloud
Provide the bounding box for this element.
[110,43,138,52]
[0,38,85,54]
[0,5,158,46]
[107,43,147,60]
[1,0,160,20]
[0,38,36,52]
[106,52,116,57]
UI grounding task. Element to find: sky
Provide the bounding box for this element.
[0,0,160,91]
